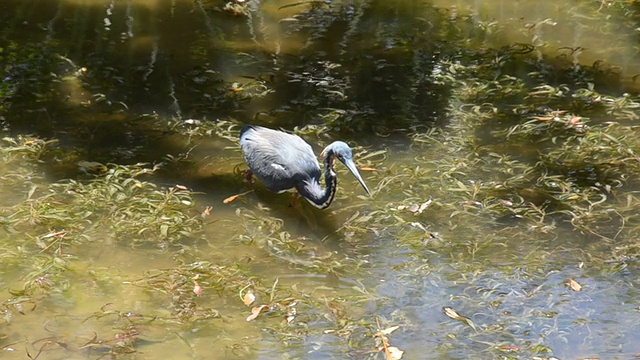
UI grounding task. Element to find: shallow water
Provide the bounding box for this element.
[1,0,640,359]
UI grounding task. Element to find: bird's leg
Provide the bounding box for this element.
[244,170,254,187]
[289,192,300,208]
[290,194,318,230]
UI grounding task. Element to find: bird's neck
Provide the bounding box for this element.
[297,154,337,209]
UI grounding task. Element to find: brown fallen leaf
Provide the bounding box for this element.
[374,318,404,360]
[223,190,253,204]
[568,115,583,126]
[385,346,404,360]
[246,304,269,321]
[193,280,203,296]
[565,278,582,292]
[202,206,212,217]
[399,201,431,215]
[242,289,256,306]
[378,325,400,336]
[223,194,241,204]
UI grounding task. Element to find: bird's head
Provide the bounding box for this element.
[321,141,371,196]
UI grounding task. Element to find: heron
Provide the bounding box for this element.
[239,125,371,209]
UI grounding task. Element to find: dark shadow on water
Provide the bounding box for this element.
[241,186,346,238]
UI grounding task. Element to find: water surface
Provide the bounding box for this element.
[1,0,639,359]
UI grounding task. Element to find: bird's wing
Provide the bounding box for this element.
[240,126,320,192]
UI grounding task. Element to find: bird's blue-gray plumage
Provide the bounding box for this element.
[239,125,370,209]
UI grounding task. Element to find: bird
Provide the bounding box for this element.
[239,125,371,209]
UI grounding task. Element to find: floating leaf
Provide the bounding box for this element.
[386,346,404,360]
[223,194,241,204]
[398,201,431,215]
[242,290,256,306]
[246,305,269,321]
[223,190,253,204]
[565,278,582,291]
[202,206,212,217]
[193,280,203,296]
[374,318,403,360]
[379,325,400,335]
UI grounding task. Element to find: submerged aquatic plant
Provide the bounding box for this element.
[0,135,205,324]
[403,35,640,243]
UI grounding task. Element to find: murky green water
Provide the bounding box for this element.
[1,0,640,359]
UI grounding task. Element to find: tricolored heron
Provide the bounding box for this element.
[239,125,371,209]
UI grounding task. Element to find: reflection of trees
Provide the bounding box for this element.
[1,0,456,135]
[1,0,639,146]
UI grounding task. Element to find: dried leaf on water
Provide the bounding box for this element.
[202,206,212,217]
[565,278,582,292]
[193,280,203,296]
[242,289,256,306]
[223,194,241,204]
[223,190,253,204]
[398,200,431,215]
[374,318,404,360]
[443,306,477,330]
[386,346,404,360]
[246,305,269,322]
[379,325,400,335]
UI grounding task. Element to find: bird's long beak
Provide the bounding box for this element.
[343,159,371,196]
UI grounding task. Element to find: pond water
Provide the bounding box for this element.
[1,0,640,359]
